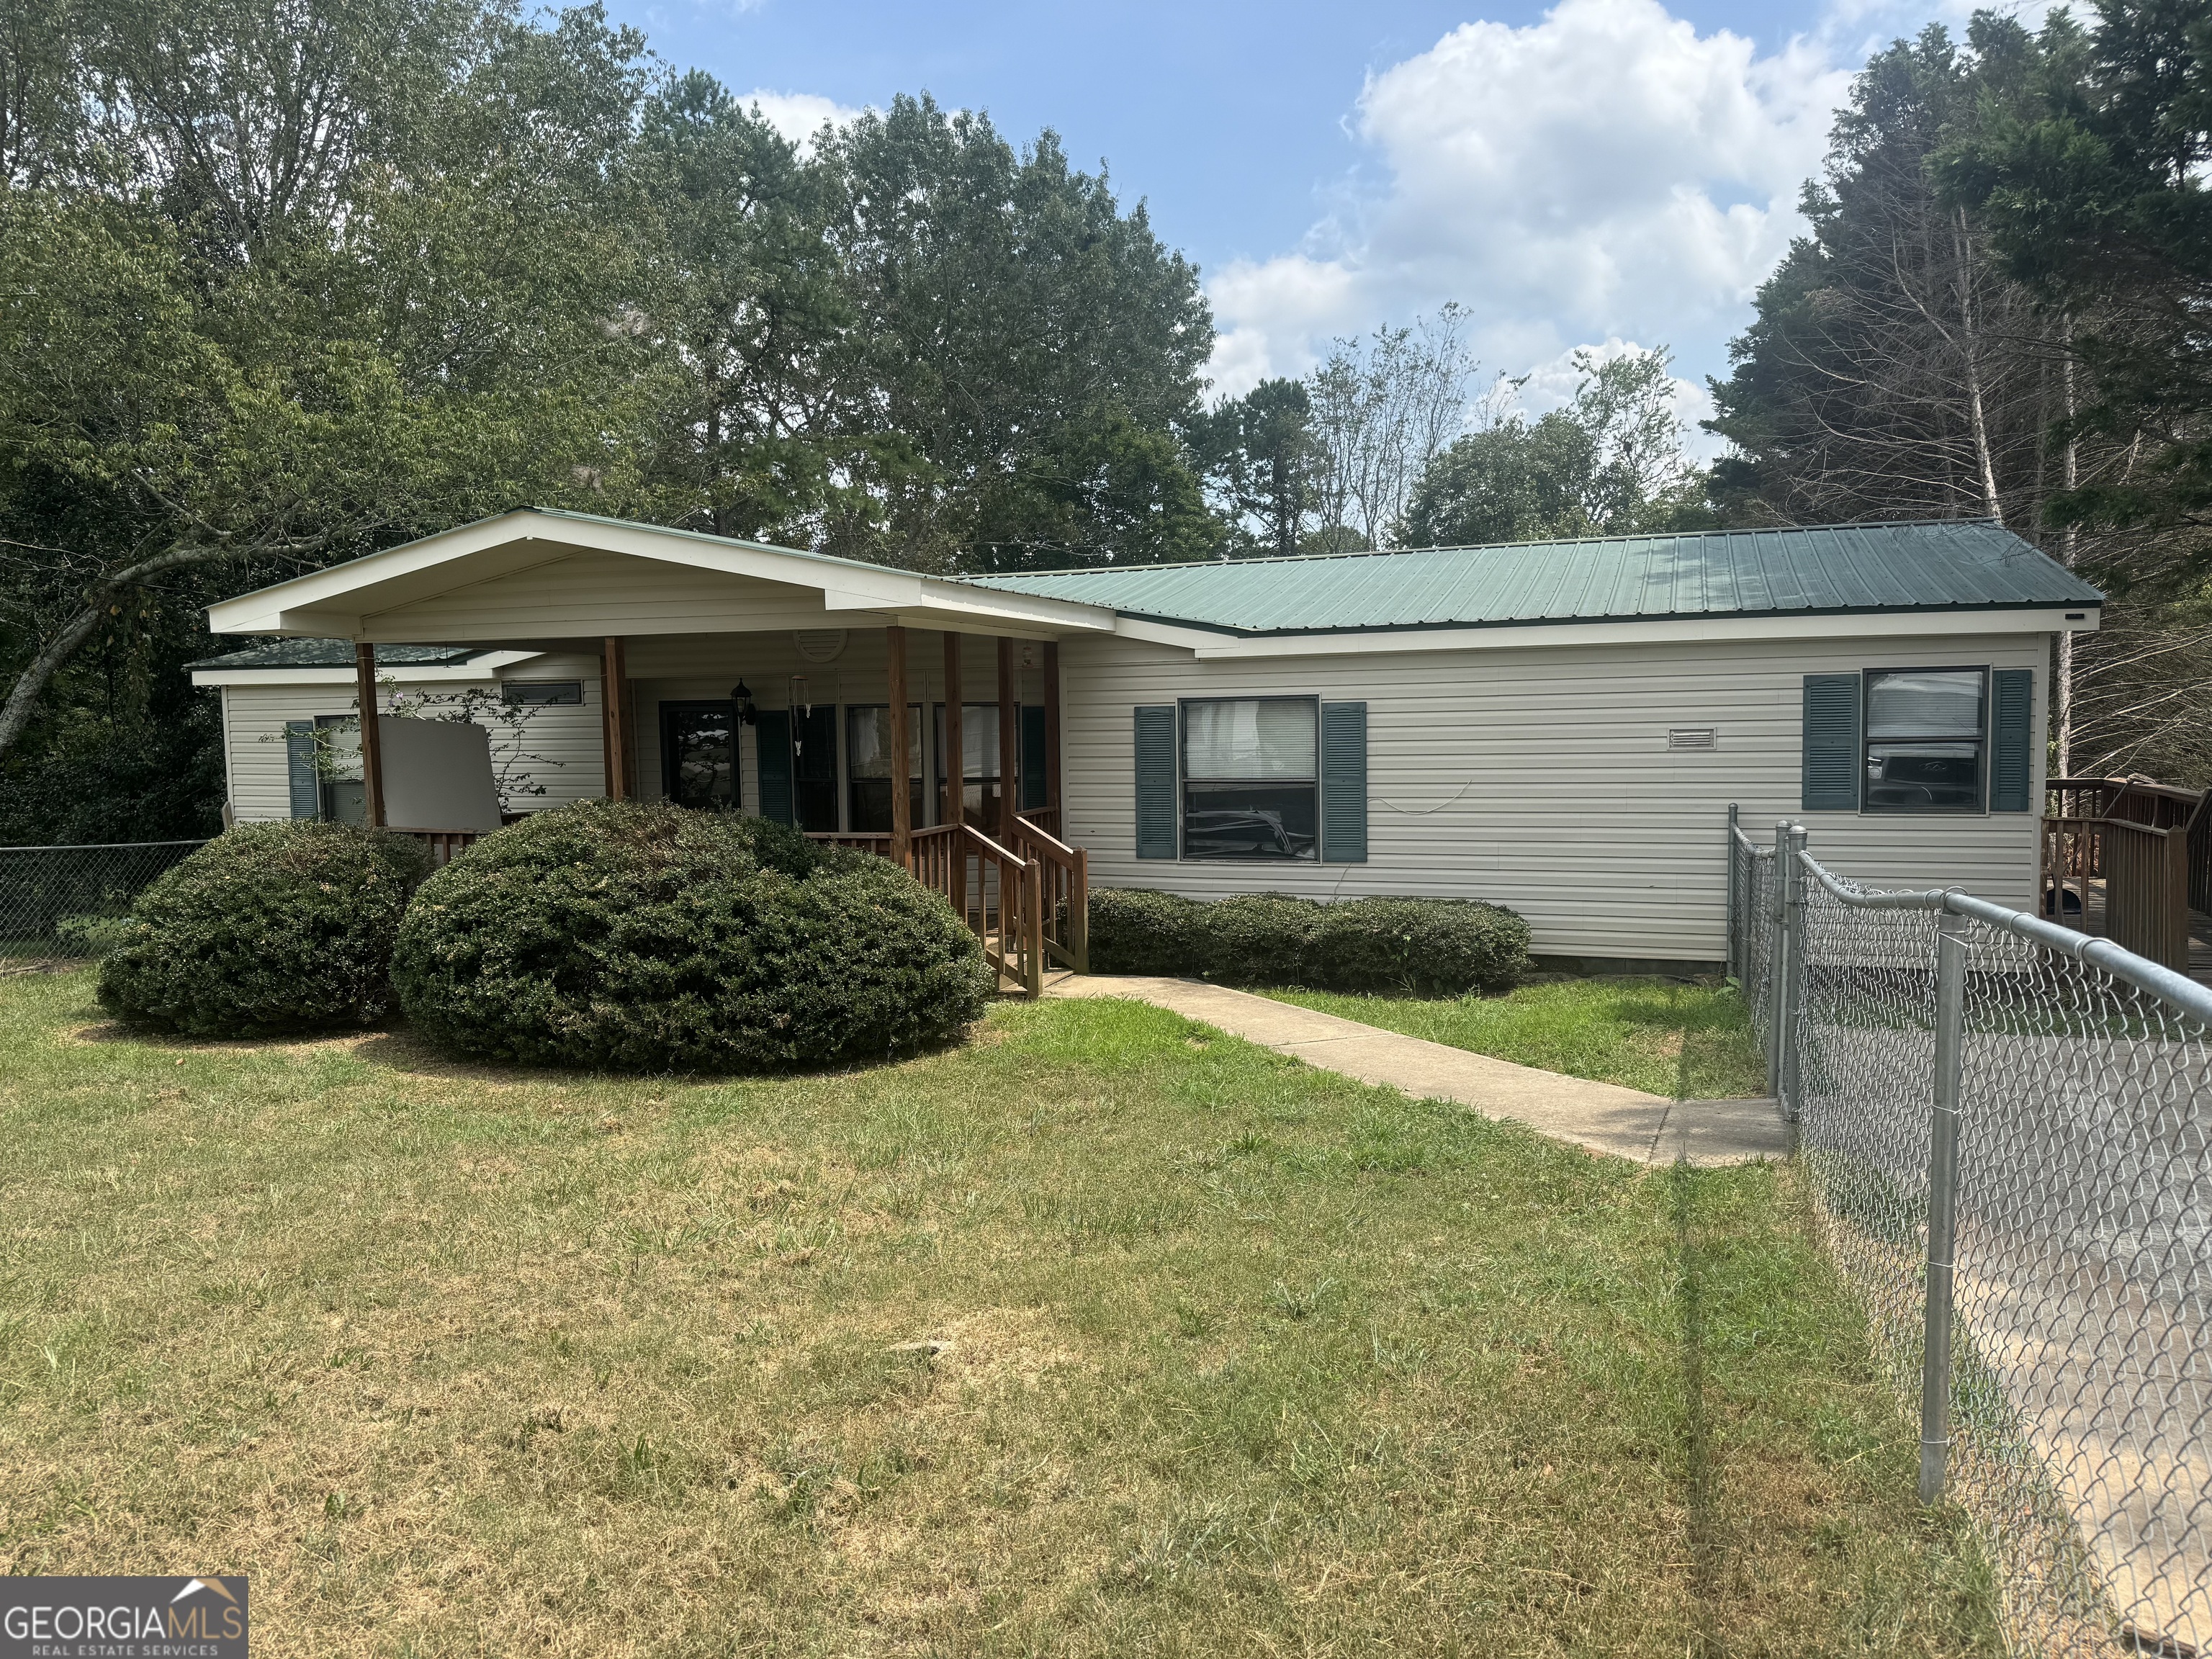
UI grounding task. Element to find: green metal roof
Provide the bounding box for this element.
[959,521,2103,635]
[188,641,491,670]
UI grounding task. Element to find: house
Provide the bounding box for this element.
[194,508,2102,971]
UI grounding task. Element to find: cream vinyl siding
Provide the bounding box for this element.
[217,661,605,822]
[1059,629,2051,963]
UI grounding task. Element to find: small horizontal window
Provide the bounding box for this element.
[503,680,583,706]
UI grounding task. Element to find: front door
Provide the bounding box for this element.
[660,701,738,811]
[791,703,839,832]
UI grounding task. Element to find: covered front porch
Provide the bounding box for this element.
[208,511,1109,994]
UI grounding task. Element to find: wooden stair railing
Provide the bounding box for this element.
[1011,810,1088,975]
[809,821,1055,996]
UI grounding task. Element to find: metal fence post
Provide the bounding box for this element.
[1726,804,1741,981]
[1779,823,1808,1120]
[1918,909,1969,1504]
[1766,822,1789,1097]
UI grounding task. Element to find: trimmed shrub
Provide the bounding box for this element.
[1306,896,1529,995]
[1087,887,1208,977]
[98,823,431,1036]
[390,801,992,1073]
[1088,886,1529,996]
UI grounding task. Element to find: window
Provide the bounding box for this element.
[847,703,924,832]
[503,680,583,706]
[660,701,738,812]
[935,703,1004,831]
[1863,668,1987,813]
[314,713,367,824]
[791,703,839,832]
[1181,697,1318,860]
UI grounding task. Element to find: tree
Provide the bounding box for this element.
[1192,377,1318,557]
[1305,305,1477,551]
[1401,348,1707,547]
[820,94,1218,571]
[0,1,655,784]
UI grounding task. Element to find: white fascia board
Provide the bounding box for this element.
[1182,606,2100,660]
[190,649,541,688]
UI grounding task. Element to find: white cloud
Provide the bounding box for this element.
[1204,0,1854,405]
[741,89,864,151]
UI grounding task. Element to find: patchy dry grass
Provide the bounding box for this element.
[1264,975,1772,1100]
[0,969,1992,1655]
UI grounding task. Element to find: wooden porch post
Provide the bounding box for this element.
[941,631,967,925]
[354,644,386,828]
[1043,640,1061,816]
[997,636,1018,844]
[601,636,629,800]
[886,625,912,868]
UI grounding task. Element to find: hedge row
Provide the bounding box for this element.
[96,805,992,1069]
[1089,888,1529,996]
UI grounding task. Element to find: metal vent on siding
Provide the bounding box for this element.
[793,629,848,663]
[1668,727,1719,750]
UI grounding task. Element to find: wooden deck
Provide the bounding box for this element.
[2058,878,2212,989]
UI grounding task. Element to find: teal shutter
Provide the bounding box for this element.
[284,721,320,819]
[1020,704,1047,811]
[1802,674,1862,811]
[1133,706,1177,859]
[755,710,793,824]
[1320,701,1367,863]
[1991,668,2033,811]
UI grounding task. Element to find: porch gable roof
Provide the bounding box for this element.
[204,508,1119,645]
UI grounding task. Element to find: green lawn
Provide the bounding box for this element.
[1262,976,1771,1099]
[0,968,1992,1656]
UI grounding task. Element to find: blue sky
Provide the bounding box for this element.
[602,0,2011,423]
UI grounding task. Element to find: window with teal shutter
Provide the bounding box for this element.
[755,709,793,824]
[1802,674,1862,810]
[1320,701,1367,863]
[1990,668,2033,811]
[284,721,320,819]
[1133,706,1177,858]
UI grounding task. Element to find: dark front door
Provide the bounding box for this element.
[660,701,738,811]
[791,703,839,832]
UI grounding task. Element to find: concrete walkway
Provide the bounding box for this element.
[1048,976,1791,1169]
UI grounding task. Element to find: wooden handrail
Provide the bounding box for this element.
[809,820,1056,994]
[2043,773,2206,969]
[1007,813,1089,975]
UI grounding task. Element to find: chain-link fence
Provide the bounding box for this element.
[1732,809,2211,1657]
[0,840,206,965]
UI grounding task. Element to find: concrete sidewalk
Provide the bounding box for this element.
[1048,976,1791,1169]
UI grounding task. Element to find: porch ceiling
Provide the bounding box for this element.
[205,509,1116,645]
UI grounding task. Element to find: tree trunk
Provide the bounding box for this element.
[0,539,228,764]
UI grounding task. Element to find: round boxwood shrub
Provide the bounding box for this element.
[1089,886,1529,996]
[98,822,431,1036]
[390,801,993,1073]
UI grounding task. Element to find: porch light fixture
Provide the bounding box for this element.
[729,680,757,727]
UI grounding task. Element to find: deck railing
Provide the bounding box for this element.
[2041,777,2210,972]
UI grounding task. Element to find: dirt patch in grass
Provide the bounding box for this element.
[0,969,1992,1655]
